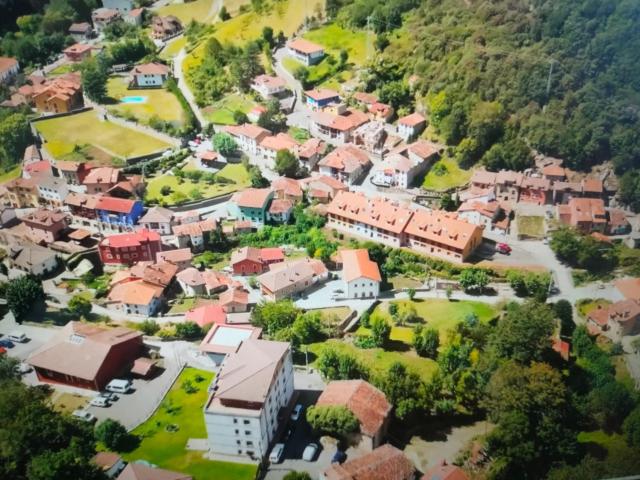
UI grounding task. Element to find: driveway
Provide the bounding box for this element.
[0,312,58,361]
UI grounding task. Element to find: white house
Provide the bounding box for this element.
[8,243,59,277]
[102,0,133,13]
[172,219,217,251]
[129,63,170,88]
[258,133,299,169]
[204,339,294,459]
[0,57,20,84]
[138,206,176,235]
[224,124,271,156]
[372,140,442,188]
[37,176,69,207]
[397,113,426,141]
[318,144,372,186]
[251,74,287,99]
[124,7,144,26]
[338,249,381,299]
[107,280,164,316]
[457,199,510,236]
[287,38,325,66]
[266,199,294,224]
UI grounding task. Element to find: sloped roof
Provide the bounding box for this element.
[323,444,415,480]
[398,112,425,127]
[95,196,137,214]
[157,248,192,264]
[319,145,371,174]
[317,380,390,436]
[404,209,481,251]
[108,280,164,306]
[422,464,469,480]
[338,249,382,283]
[139,206,175,224]
[117,463,191,480]
[185,303,227,328]
[231,188,272,209]
[132,62,170,76]
[288,38,324,54]
[101,229,160,248]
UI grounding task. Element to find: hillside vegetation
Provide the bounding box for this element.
[331,0,640,207]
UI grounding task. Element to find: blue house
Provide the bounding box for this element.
[305,88,340,111]
[95,196,144,227]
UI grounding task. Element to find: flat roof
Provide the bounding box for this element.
[211,326,253,347]
[199,324,261,355]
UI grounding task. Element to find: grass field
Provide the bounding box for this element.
[577,298,611,318]
[308,339,438,383]
[49,63,78,76]
[184,0,312,76]
[145,163,250,203]
[106,77,185,125]
[0,165,21,184]
[517,215,545,238]
[154,0,216,23]
[202,94,255,125]
[389,276,423,290]
[421,156,472,191]
[161,36,188,59]
[125,368,257,480]
[366,299,498,345]
[304,23,368,66]
[35,110,171,160]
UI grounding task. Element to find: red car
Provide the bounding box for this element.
[0,347,6,355]
[496,242,512,254]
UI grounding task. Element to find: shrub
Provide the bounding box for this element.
[306,405,359,439]
[139,319,160,336]
[95,419,130,451]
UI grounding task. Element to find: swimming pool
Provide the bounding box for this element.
[120,96,147,104]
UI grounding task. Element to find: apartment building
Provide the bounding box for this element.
[204,339,294,459]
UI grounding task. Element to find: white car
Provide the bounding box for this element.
[72,409,96,423]
[90,396,110,408]
[15,363,33,374]
[302,443,318,462]
[269,443,285,463]
[291,404,303,421]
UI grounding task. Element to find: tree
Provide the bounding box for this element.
[28,448,106,480]
[316,347,368,381]
[138,319,160,336]
[484,362,578,479]
[251,300,301,336]
[68,295,92,318]
[233,110,248,125]
[0,113,32,170]
[489,300,555,364]
[377,362,425,420]
[623,406,640,447]
[160,185,172,196]
[283,473,312,480]
[370,315,390,347]
[413,325,439,358]
[7,275,44,322]
[174,321,203,340]
[213,132,237,156]
[407,288,416,301]
[274,149,299,178]
[378,81,411,110]
[219,5,230,20]
[257,99,287,132]
[619,170,640,212]
[81,59,107,102]
[458,268,489,294]
[554,300,574,339]
[291,311,324,346]
[587,381,635,430]
[95,419,129,451]
[306,405,359,439]
[262,26,274,48]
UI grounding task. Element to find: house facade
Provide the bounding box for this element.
[63,43,92,62]
[224,124,270,156]
[287,38,325,66]
[337,249,381,299]
[204,340,295,459]
[139,206,176,235]
[68,22,93,42]
[21,209,69,244]
[36,176,69,207]
[310,108,369,145]
[130,62,170,88]
[0,57,20,84]
[99,229,162,265]
[95,196,144,229]
[318,144,372,185]
[228,188,274,227]
[251,74,287,99]
[397,113,426,141]
[305,88,340,110]
[257,258,328,301]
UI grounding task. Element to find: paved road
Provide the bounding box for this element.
[174,47,208,127]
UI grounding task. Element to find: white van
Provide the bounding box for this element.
[269,443,285,463]
[105,379,132,394]
[8,331,28,343]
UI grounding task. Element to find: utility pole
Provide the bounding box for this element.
[543,59,556,113]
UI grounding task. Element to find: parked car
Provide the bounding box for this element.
[7,331,28,343]
[0,347,7,355]
[90,396,110,408]
[496,243,512,254]
[269,443,285,463]
[106,379,132,394]
[15,363,32,374]
[303,443,319,461]
[0,339,14,349]
[291,404,303,421]
[99,391,119,402]
[72,409,96,423]
[331,449,347,464]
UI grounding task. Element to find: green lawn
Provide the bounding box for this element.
[281,56,345,88]
[288,126,310,142]
[106,77,186,126]
[0,165,21,184]
[154,0,216,23]
[389,276,423,290]
[145,163,250,204]
[202,94,255,125]
[184,0,311,76]
[49,63,78,76]
[577,298,612,318]
[161,36,187,59]
[304,23,368,66]
[368,299,498,344]
[34,110,171,161]
[517,215,545,238]
[421,156,472,191]
[125,368,257,480]
[308,339,438,383]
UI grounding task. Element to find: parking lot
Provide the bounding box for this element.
[0,312,58,361]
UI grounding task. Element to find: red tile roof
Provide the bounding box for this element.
[101,229,160,248]
[0,57,18,74]
[404,209,482,251]
[323,444,415,480]
[288,38,324,54]
[185,304,227,328]
[317,380,390,436]
[231,188,272,209]
[95,196,137,214]
[319,145,371,174]
[132,62,170,76]
[305,88,339,101]
[422,464,469,480]
[398,112,426,127]
[260,247,285,262]
[338,249,381,283]
[614,278,640,302]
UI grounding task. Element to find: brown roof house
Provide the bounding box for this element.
[422,463,469,480]
[318,144,372,186]
[556,198,607,233]
[587,300,640,341]
[257,257,329,301]
[20,209,69,245]
[321,444,416,480]
[129,62,170,88]
[32,73,83,113]
[92,452,125,479]
[28,321,143,390]
[151,15,183,40]
[228,188,274,227]
[117,463,192,480]
[317,380,391,450]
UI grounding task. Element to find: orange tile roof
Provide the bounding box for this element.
[582,178,604,194]
[288,38,324,54]
[259,132,299,151]
[323,444,414,480]
[108,280,164,306]
[312,109,369,132]
[132,62,170,76]
[318,144,371,174]
[268,198,293,214]
[252,74,286,89]
[422,464,469,480]
[186,303,226,327]
[64,43,92,55]
[271,177,303,198]
[398,112,425,127]
[0,57,18,74]
[353,92,378,105]
[101,229,160,248]
[219,287,249,308]
[231,188,272,209]
[305,88,339,101]
[404,209,482,251]
[172,219,217,237]
[338,249,381,282]
[224,123,270,140]
[327,191,413,235]
[614,278,640,302]
[542,164,566,177]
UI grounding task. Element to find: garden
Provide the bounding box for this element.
[124,368,257,480]
[145,163,251,205]
[201,94,255,125]
[34,110,171,161]
[421,156,472,191]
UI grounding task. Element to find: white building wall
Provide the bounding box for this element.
[327,216,403,248]
[141,221,173,235]
[103,0,133,12]
[345,277,379,299]
[30,256,58,276]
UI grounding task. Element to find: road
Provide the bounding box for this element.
[174,47,208,127]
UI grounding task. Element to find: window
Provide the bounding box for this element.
[243,420,250,425]
[233,418,238,424]
[234,429,239,435]
[246,441,253,447]
[245,430,251,435]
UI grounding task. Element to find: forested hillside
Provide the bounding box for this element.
[331,0,640,206]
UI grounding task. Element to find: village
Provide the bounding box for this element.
[0,1,640,480]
